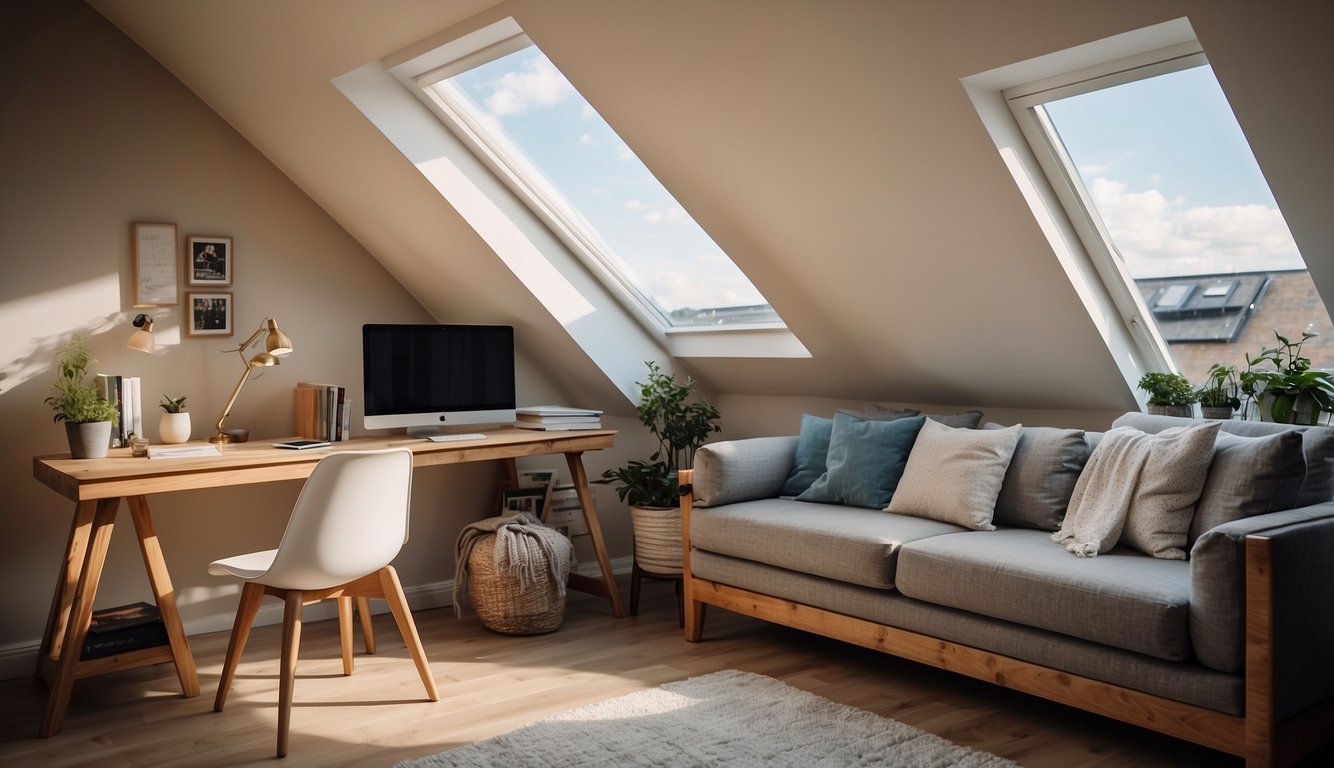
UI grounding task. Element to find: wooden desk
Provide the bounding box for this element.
[31,428,621,737]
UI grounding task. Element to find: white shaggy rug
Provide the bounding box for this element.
[396,669,1017,767]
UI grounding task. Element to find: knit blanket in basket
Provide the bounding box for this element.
[453,512,574,617]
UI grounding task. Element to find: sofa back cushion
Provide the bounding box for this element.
[1188,430,1305,546]
[991,426,1091,531]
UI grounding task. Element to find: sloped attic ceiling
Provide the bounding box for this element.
[88,0,1334,415]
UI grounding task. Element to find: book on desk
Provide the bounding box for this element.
[514,405,602,430]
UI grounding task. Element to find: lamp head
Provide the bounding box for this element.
[264,318,293,356]
[127,313,156,354]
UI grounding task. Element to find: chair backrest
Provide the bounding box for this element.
[261,448,415,590]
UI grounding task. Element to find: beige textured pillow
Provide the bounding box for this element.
[1120,421,1221,559]
[885,420,1022,530]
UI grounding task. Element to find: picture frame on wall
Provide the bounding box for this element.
[132,222,179,306]
[186,292,233,337]
[186,235,232,286]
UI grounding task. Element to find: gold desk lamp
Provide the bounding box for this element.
[210,318,294,445]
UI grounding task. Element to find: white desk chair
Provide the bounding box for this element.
[208,448,438,757]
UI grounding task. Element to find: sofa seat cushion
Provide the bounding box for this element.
[690,499,967,589]
[895,528,1192,660]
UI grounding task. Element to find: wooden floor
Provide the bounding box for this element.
[0,578,1275,767]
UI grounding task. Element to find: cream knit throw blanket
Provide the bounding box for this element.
[453,512,574,617]
[1052,427,1150,557]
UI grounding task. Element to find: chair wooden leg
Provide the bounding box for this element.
[337,596,354,676]
[214,582,265,712]
[277,591,304,759]
[377,566,438,701]
[355,596,376,654]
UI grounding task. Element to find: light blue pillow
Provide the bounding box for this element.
[781,414,833,496]
[797,413,926,509]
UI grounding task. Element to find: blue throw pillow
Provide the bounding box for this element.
[797,413,926,509]
[781,414,833,496]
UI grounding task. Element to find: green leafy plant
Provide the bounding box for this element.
[1239,330,1334,425]
[159,395,188,413]
[1196,363,1241,411]
[45,335,119,425]
[1136,371,1198,407]
[596,361,721,508]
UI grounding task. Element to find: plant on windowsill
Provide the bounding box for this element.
[45,335,119,459]
[1137,371,1197,418]
[1239,330,1334,425]
[596,361,721,578]
[158,395,192,444]
[1196,363,1241,420]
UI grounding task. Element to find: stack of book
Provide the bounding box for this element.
[294,382,352,442]
[96,374,144,448]
[81,601,168,660]
[514,405,603,430]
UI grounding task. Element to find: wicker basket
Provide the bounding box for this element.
[467,533,566,635]
[630,505,684,576]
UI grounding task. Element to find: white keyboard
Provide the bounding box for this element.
[424,432,487,442]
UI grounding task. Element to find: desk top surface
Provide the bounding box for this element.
[33,428,616,502]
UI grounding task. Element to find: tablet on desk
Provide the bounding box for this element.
[273,439,332,450]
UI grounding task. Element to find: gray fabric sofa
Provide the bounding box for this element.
[680,412,1334,767]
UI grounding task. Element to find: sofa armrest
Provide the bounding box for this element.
[1191,503,1334,690]
[690,436,798,507]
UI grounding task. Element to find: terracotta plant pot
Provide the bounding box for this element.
[65,421,112,459]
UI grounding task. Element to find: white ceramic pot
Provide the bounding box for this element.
[159,412,192,444]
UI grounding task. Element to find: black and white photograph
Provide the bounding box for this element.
[501,485,549,518]
[186,235,232,286]
[186,291,233,336]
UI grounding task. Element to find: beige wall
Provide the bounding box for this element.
[0,3,642,678]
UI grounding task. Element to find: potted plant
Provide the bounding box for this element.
[1196,363,1241,420]
[159,395,191,444]
[1239,330,1334,425]
[1136,371,1197,417]
[45,335,119,459]
[597,361,721,577]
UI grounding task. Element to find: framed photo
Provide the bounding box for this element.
[502,485,550,518]
[187,235,232,286]
[186,292,233,337]
[132,222,179,306]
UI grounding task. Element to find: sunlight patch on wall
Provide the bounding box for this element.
[0,274,121,395]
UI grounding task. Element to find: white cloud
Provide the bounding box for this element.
[1088,177,1301,277]
[622,199,648,211]
[645,207,687,225]
[578,133,596,146]
[484,56,573,116]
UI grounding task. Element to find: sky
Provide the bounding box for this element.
[1042,65,1303,279]
[444,48,768,318]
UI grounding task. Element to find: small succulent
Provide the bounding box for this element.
[160,395,188,413]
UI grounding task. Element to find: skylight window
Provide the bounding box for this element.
[1005,46,1334,384]
[417,38,781,331]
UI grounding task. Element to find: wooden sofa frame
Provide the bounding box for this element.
[678,469,1334,767]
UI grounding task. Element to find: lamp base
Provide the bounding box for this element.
[209,433,233,445]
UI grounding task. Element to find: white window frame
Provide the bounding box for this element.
[410,28,786,337]
[1002,42,1209,376]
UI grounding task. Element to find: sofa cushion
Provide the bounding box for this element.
[885,420,1021,530]
[1055,422,1219,559]
[992,426,1091,531]
[690,498,966,589]
[896,528,1192,661]
[1188,430,1305,545]
[1112,412,1334,507]
[796,412,925,509]
[780,414,833,497]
